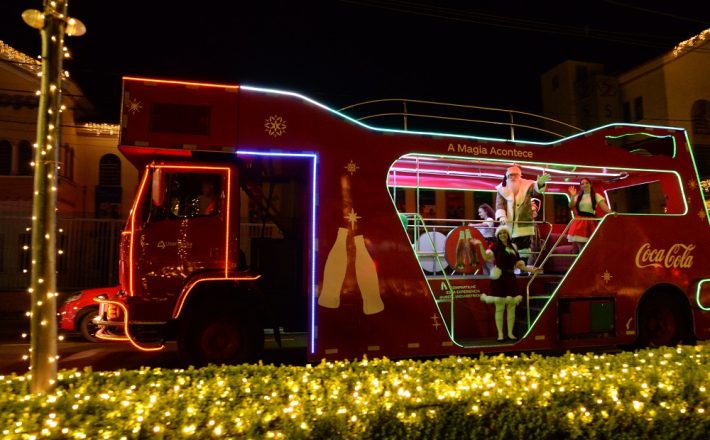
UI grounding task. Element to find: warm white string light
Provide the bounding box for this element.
[673,27,710,57]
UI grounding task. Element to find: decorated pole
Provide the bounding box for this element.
[23,0,84,394]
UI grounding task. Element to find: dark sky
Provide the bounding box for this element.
[3,0,710,122]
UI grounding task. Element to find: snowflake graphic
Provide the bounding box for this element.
[265,115,287,137]
[344,160,359,176]
[688,179,697,190]
[125,98,142,115]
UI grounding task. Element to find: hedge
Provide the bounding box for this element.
[0,346,708,439]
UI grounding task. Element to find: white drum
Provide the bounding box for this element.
[416,231,448,273]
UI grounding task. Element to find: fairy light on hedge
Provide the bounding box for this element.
[0,347,706,436]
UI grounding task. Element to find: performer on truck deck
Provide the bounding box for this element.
[567,178,612,253]
[472,225,540,341]
[474,203,497,243]
[495,166,550,262]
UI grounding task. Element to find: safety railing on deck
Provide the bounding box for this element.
[400,216,555,278]
[339,98,583,142]
[524,217,603,328]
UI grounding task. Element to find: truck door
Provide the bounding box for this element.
[136,167,231,304]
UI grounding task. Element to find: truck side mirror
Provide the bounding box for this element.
[151,168,165,207]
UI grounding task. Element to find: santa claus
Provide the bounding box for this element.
[495,166,550,260]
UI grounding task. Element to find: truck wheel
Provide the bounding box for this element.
[637,295,688,348]
[78,308,100,343]
[178,306,264,366]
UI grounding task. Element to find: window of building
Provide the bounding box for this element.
[99,154,121,186]
[552,75,559,91]
[633,96,644,121]
[418,189,436,218]
[59,143,74,180]
[622,102,631,122]
[691,100,710,135]
[17,140,33,176]
[445,191,464,219]
[0,140,11,175]
[388,187,406,212]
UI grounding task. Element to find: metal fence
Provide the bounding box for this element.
[0,216,124,292]
[0,217,283,293]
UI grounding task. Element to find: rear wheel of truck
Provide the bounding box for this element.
[636,293,689,348]
[178,305,264,366]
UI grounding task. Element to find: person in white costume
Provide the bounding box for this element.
[495,166,550,262]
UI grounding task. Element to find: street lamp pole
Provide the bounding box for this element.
[23,0,84,394]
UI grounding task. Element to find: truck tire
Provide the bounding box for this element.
[636,294,688,348]
[178,305,264,366]
[78,308,100,343]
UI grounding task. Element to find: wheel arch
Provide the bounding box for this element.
[174,277,266,366]
[172,276,263,320]
[636,282,695,344]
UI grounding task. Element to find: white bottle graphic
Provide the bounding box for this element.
[354,234,384,315]
[318,227,348,308]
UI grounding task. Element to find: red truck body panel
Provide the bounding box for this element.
[99,77,710,362]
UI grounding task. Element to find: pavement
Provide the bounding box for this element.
[0,338,307,375]
[0,289,308,374]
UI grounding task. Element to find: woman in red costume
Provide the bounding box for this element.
[567,178,612,253]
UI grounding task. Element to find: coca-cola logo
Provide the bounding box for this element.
[635,243,695,269]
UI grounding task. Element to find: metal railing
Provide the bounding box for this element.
[0,217,283,293]
[524,217,603,328]
[0,216,124,292]
[339,98,583,141]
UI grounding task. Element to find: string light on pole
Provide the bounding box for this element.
[22,0,85,395]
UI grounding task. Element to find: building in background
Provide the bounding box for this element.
[0,41,138,290]
[0,40,137,219]
[541,29,710,183]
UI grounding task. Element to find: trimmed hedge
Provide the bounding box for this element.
[0,346,708,439]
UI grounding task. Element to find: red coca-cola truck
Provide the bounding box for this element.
[96,77,710,365]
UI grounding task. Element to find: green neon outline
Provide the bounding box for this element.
[604,133,677,158]
[682,131,710,227]
[393,153,689,216]
[385,152,691,348]
[696,279,710,311]
[394,212,459,344]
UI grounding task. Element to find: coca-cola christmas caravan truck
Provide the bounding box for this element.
[96,77,710,365]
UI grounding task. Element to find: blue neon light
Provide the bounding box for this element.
[236,150,319,354]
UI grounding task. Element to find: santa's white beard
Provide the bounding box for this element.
[509,179,521,194]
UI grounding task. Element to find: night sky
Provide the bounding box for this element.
[2,0,709,122]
